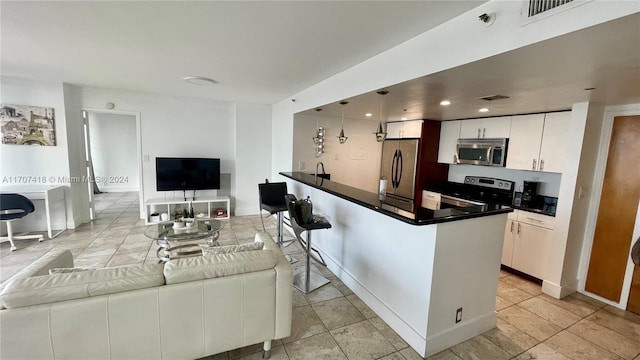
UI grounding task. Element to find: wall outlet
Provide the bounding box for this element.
[455,307,463,323]
[299,161,306,170]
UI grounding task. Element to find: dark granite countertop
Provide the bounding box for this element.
[280,172,512,226]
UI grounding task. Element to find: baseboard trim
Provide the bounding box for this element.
[542,279,578,299]
[425,312,497,357]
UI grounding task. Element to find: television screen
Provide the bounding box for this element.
[156,157,221,191]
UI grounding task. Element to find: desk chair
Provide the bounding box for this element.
[258,180,296,263]
[1,193,44,251]
[284,194,332,293]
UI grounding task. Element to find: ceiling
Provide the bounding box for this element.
[300,11,640,122]
[0,1,485,104]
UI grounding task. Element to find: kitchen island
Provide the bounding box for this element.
[281,172,511,357]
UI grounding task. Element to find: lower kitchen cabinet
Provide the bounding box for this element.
[502,209,554,279]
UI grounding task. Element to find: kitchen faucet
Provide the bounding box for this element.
[315,161,325,178]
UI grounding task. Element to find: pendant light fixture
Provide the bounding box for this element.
[338,101,349,144]
[374,90,389,142]
[312,108,325,157]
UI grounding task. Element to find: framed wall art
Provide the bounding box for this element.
[1,104,56,146]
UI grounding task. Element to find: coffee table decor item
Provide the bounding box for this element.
[144,219,223,261]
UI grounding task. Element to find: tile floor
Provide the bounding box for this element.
[1,192,640,360]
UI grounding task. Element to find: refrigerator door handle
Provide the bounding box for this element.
[397,149,403,187]
[392,149,400,188]
[390,150,397,188]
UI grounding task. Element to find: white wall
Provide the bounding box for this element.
[292,114,383,193]
[0,77,71,186]
[234,102,272,215]
[0,76,86,230]
[88,112,139,192]
[78,87,236,205]
[62,83,91,227]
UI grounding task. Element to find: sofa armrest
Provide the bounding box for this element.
[255,231,293,340]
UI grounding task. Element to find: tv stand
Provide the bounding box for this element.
[145,196,230,224]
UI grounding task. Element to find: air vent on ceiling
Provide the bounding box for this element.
[527,0,574,17]
[479,94,510,101]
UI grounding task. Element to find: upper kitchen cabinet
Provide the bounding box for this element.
[459,116,511,139]
[437,120,461,164]
[506,114,545,171]
[538,112,571,173]
[386,120,423,139]
[506,111,570,173]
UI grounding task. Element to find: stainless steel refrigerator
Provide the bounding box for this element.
[380,139,419,212]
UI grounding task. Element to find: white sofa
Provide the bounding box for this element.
[0,231,292,360]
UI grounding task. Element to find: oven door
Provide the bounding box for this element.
[456,143,492,165]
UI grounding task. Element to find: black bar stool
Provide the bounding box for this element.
[258,180,296,263]
[284,194,332,293]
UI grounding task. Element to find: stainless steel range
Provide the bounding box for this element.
[441,176,515,207]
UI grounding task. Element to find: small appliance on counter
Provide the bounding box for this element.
[521,181,539,207]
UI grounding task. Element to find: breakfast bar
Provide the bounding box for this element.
[281,172,511,357]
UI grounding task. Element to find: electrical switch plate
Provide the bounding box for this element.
[299,161,305,170]
[578,186,587,199]
[144,155,150,162]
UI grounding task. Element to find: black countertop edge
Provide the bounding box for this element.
[280,172,513,226]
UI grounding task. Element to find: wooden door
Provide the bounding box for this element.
[585,115,640,303]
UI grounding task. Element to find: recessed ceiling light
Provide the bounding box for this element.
[479,108,489,113]
[184,76,218,85]
[440,100,451,106]
[365,113,373,117]
[401,117,408,120]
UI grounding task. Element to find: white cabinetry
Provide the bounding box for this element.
[506,111,570,173]
[506,114,545,171]
[502,209,554,279]
[460,116,511,139]
[437,120,461,164]
[145,196,230,224]
[538,112,571,173]
[386,120,423,139]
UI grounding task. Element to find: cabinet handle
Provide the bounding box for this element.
[477,128,481,138]
[532,159,537,171]
[540,159,544,171]
[517,223,521,234]
[482,128,486,138]
[510,221,514,233]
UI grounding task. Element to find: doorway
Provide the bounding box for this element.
[584,113,640,313]
[81,109,144,220]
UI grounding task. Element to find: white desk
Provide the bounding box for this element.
[0,185,68,239]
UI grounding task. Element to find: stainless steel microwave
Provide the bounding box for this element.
[456,138,508,166]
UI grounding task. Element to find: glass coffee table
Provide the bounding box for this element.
[144,219,223,261]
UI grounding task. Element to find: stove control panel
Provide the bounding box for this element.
[464,176,513,191]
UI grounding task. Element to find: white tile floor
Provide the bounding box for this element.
[1,192,639,359]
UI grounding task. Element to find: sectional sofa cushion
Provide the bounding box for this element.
[0,263,165,309]
[164,249,277,285]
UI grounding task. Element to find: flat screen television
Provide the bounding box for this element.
[156,157,221,191]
